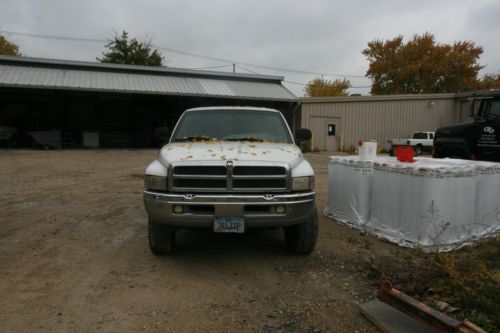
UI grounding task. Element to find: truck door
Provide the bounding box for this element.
[476,99,500,161]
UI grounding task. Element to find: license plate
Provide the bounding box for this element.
[213,217,245,233]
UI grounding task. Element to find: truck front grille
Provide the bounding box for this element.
[170,163,289,193]
[173,178,227,189]
[173,166,226,175]
[232,178,286,189]
[233,166,286,176]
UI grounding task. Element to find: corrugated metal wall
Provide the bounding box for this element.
[300,94,466,151]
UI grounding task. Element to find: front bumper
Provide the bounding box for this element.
[143,191,315,228]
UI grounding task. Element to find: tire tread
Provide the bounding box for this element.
[284,207,318,255]
[148,219,176,255]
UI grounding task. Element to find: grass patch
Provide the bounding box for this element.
[369,236,500,331]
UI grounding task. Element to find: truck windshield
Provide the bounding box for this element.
[171,109,293,143]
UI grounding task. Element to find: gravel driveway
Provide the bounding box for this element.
[0,149,394,332]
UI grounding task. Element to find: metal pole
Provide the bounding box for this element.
[455,61,461,93]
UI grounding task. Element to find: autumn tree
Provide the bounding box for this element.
[304,77,351,97]
[0,34,20,56]
[362,33,483,94]
[475,73,500,90]
[98,31,164,66]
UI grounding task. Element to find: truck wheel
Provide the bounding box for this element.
[148,218,176,255]
[415,144,423,155]
[436,147,469,159]
[284,207,318,255]
[448,154,468,159]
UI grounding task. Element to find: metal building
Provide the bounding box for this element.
[0,55,297,148]
[300,94,469,151]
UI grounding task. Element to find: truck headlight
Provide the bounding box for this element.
[292,176,314,192]
[144,175,167,191]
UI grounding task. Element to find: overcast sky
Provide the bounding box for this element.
[1,0,499,96]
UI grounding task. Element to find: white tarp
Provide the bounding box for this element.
[325,156,500,251]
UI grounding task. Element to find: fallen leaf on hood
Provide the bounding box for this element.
[250,152,257,156]
[221,155,227,160]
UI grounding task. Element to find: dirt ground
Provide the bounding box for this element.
[0,150,429,332]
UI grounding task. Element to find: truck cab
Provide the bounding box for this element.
[390,131,434,155]
[433,91,500,161]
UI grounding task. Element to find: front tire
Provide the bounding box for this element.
[284,207,318,255]
[148,218,176,255]
[435,146,469,159]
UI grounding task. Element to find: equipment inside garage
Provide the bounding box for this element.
[0,55,298,148]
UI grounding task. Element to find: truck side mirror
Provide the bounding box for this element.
[154,127,171,143]
[295,128,312,143]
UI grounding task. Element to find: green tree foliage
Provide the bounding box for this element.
[362,33,483,94]
[304,77,351,97]
[0,34,21,56]
[98,31,164,66]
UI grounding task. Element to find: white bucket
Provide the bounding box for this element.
[358,141,377,161]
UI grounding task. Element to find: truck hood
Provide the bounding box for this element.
[435,122,473,138]
[158,141,303,168]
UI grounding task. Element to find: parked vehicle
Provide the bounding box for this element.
[0,119,61,148]
[390,131,435,155]
[143,107,317,255]
[0,119,18,147]
[433,90,500,161]
[28,130,62,149]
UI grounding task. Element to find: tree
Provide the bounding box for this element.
[475,73,500,90]
[304,77,351,97]
[0,34,20,56]
[98,31,164,66]
[362,33,483,94]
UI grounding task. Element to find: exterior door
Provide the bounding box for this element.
[310,116,340,151]
[326,122,339,151]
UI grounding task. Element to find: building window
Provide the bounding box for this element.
[327,124,336,136]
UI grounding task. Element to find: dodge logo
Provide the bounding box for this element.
[226,160,234,168]
[484,126,495,134]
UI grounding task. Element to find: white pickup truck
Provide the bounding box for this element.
[390,131,435,155]
[143,107,318,255]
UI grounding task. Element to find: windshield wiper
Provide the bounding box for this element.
[175,136,211,142]
[225,137,264,142]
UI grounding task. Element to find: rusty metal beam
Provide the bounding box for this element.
[378,280,486,333]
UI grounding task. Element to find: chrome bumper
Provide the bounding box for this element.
[143,191,315,228]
